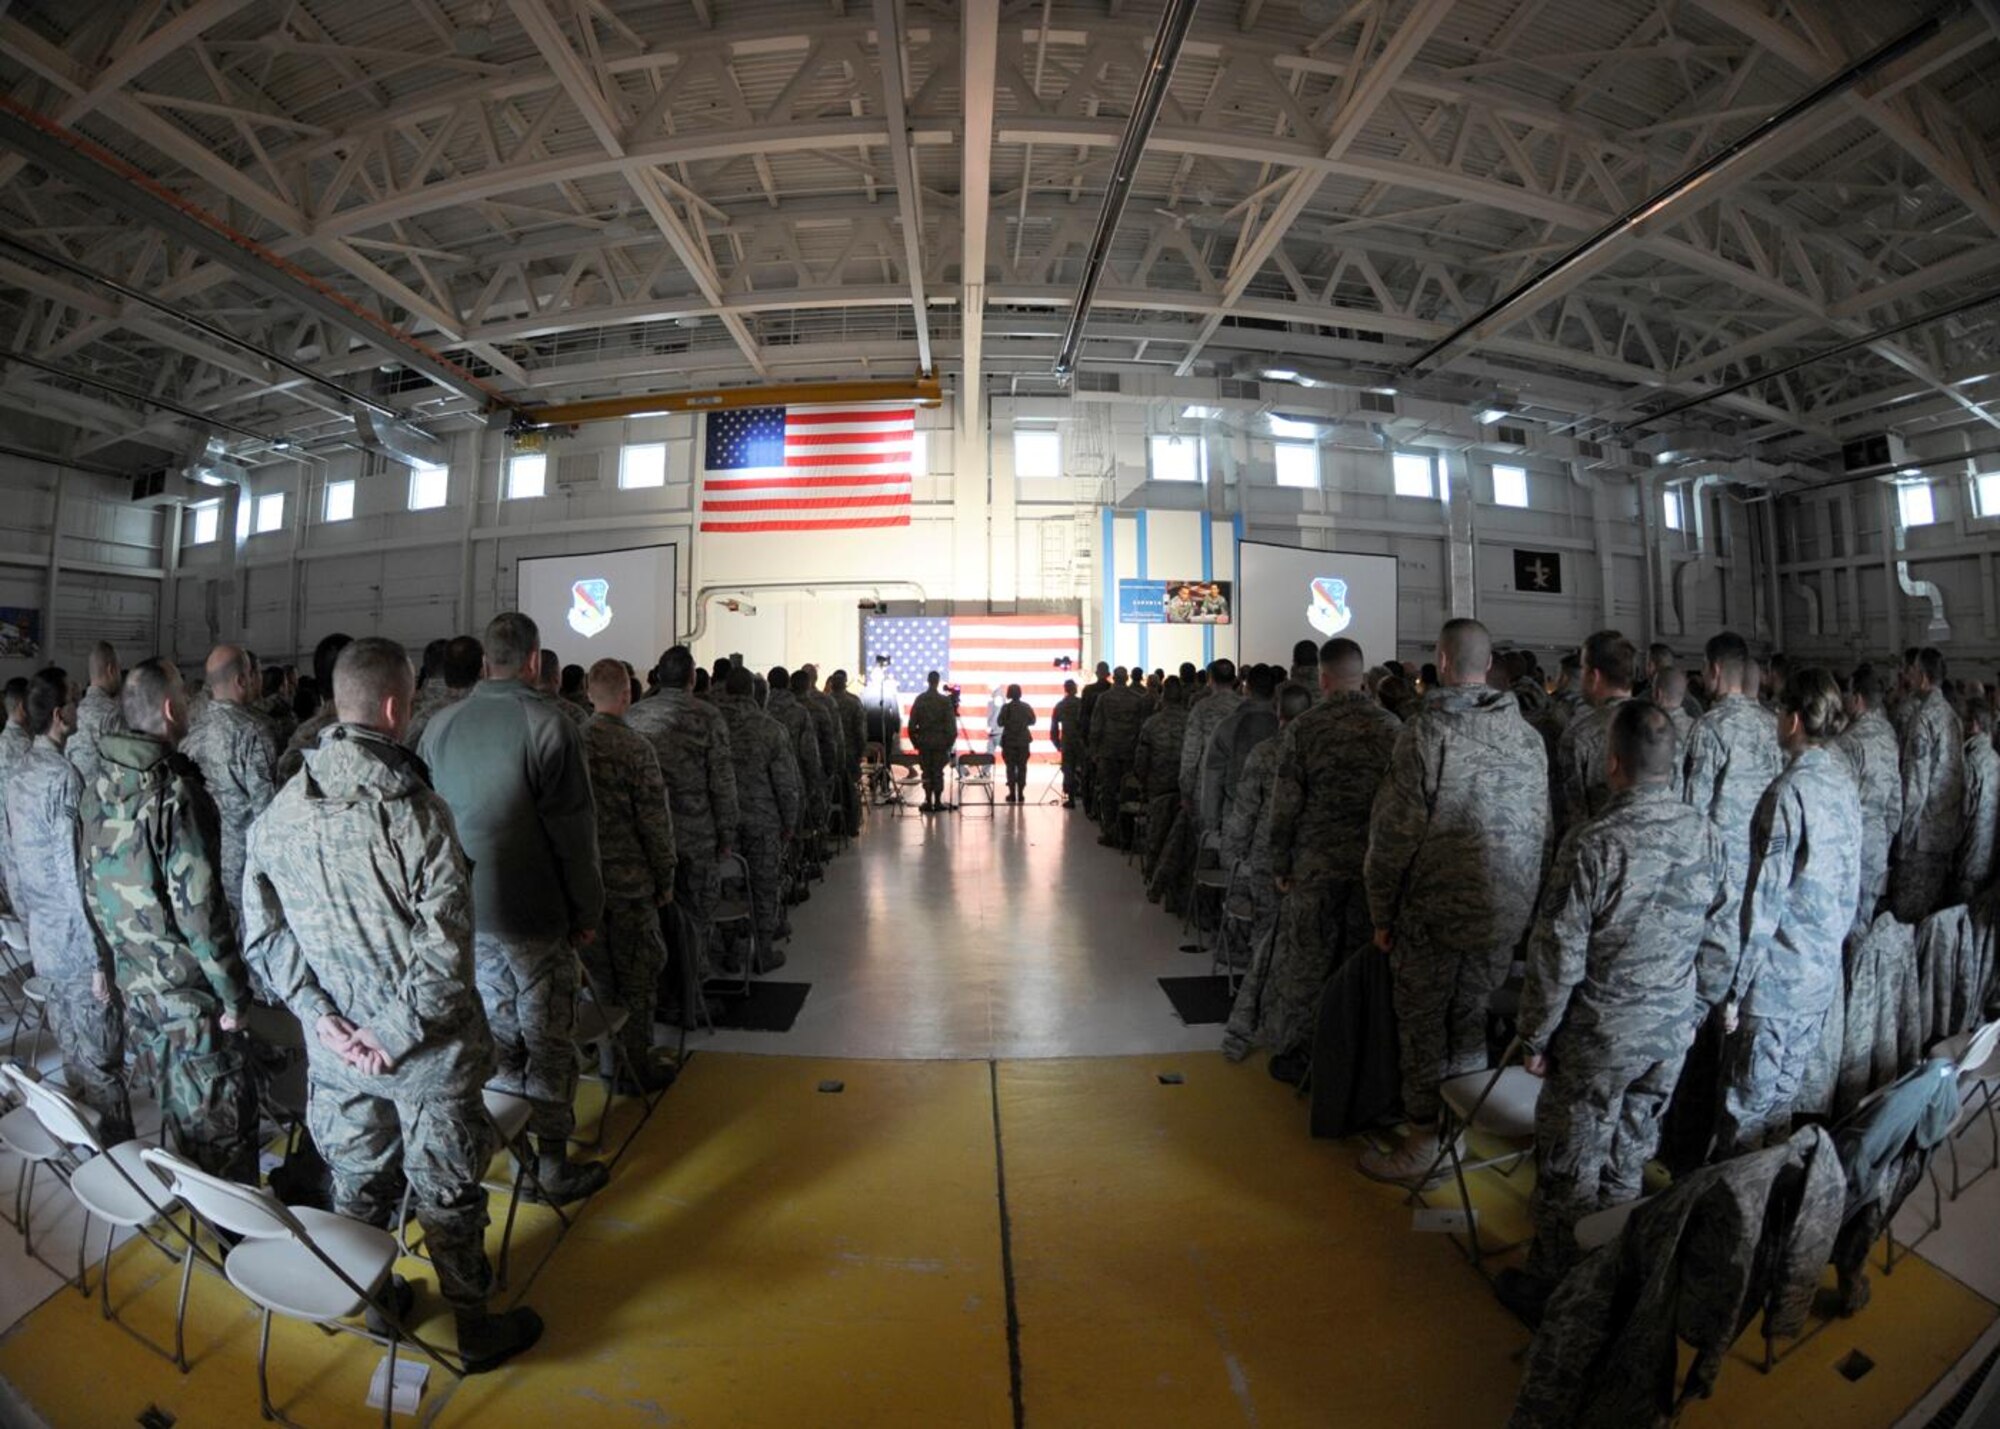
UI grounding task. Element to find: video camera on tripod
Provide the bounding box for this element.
[943,682,963,713]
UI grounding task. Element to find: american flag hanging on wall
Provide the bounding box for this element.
[701,404,915,533]
[863,614,1081,760]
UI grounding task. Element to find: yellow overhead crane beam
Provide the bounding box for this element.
[515,377,943,429]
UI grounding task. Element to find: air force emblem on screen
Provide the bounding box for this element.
[1307,576,1352,637]
[568,578,613,639]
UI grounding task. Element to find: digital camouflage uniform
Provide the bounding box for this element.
[715,691,801,973]
[1178,687,1245,816]
[81,731,256,1179]
[1552,697,1629,836]
[1133,702,1189,878]
[804,689,842,819]
[1893,688,1964,923]
[1680,692,1785,942]
[1150,687,1248,910]
[242,724,502,1309]
[181,698,279,935]
[1196,700,1279,836]
[583,713,677,1065]
[1510,676,1551,723]
[1516,782,1726,1283]
[6,737,130,1141]
[1076,677,1109,813]
[0,720,29,910]
[1050,693,1084,802]
[1088,683,1144,842]
[831,684,866,833]
[1364,685,1549,1121]
[276,706,338,783]
[405,683,468,750]
[907,687,957,805]
[258,690,298,751]
[1235,692,1400,1060]
[997,698,1036,797]
[626,688,737,977]
[1217,735,1284,1059]
[1955,733,1998,906]
[766,689,827,836]
[67,685,123,786]
[1720,744,1863,1154]
[1835,707,1902,929]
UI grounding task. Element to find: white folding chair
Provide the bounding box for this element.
[3,1064,208,1367]
[1411,1045,1542,1270]
[0,1066,71,1270]
[1216,859,1256,993]
[955,753,997,815]
[887,755,924,815]
[1928,1017,2000,1200]
[143,1145,461,1429]
[569,960,661,1151]
[707,851,758,999]
[0,925,48,1064]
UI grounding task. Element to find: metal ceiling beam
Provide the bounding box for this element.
[871,0,932,375]
[0,344,274,441]
[961,0,998,433]
[523,375,942,426]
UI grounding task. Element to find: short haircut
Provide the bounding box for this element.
[1,677,23,716]
[442,636,484,689]
[25,669,68,736]
[1918,647,1947,685]
[587,658,628,700]
[1095,662,1110,677]
[89,642,117,680]
[1246,664,1279,698]
[1582,630,1636,689]
[1277,681,1314,721]
[828,670,848,690]
[207,644,252,689]
[692,668,710,694]
[659,645,696,688]
[1063,678,1077,694]
[1113,666,1128,683]
[725,665,754,698]
[421,638,448,678]
[484,612,539,673]
[713,657,732,680]
[312,632,354,690]
[1162,676,1185,706]
[1608,699,1677,783]
[1438,619,1491,674]
[1209,657,1237,686]
[1292,639,1319,667]
[1178,662,1197,683]
[1704,631,1750,681]
[537,649,560,684]
[789,669,812,695]
[262,665,288,699]
[1850,662,1885,705]
[1648,643,1676,667]
[121,658,180,733]
[1319,639,1364,675]
[561,663,585,695]
[768,666,790,690]
[1657,666,1688,703]
[333,637,414,721]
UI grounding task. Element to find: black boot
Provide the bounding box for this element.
[455,1306,545,1374]
[525,1139,610,1204]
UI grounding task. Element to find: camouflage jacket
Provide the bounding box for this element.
[1365,684,1549,943]
[584,713,678,905]
[277,706,339,783]
[67,685,124,785]
[1088,684,1145,762]
[715,693,801,837]
[80,730,250,1017]
[1680,693,1784,871]
[1958,735,1999,894]
[805,690,842,779]
[765,691,827,826]
[1510,676,1551,721]
[997,699,1036,756]
[907,689,957,756]
[1179,688,1245,803]
[0,721,29,793]
[4,738,110,982]
[242,724,494,1089]
[1133,706,1189,799]
[1518,783,1727,1062]
[1221,735,1280,876]
[1735,745,1863,1018]
[832,688,866,767]
[1835,708,1903,887]
[404,684,468,749]
[258,692,298,750]
[1553,696,1630,835]
[1899,688,1966,858]
[625,688,739,860]
[1077,679,1109,747]
[1198,701,1279,833]
[1050,695,1084,765]
[180,699,280,921]
[1265,691,1401,886]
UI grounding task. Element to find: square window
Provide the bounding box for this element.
[1898,480,1935,528]
[1492,464,1528,509]
[1148,433,1205,483]
[620,443,667,489]
[1663,488,1684,531]
[1392,451,1436,499]
[189,502,219,545]
[1274,442,1319,489]
[409,462,448,510]
[254,491,285,534]
[1014,427,1060,479]
[323,479,354,523]
[909,429,928,477]
[1268,416,1320,440]
[507,452,546,500]
[1975,470,2000,519]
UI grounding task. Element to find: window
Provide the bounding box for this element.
[254,491,285,534]
[1274,441,1319,489]
[1492,464,1528,509]
[507,452,546,500]
[188,501,219,545]
[1898,480,1936,528]
[909,429,928,478]
[1975,470,2000,519]
[1392,451,1436,499]
[408,461,448,510]
[1014,427,1060,479]
[620,443,667,489]
[1148,433,1205,483]
[1663,488,1684,531]
[323,479,354,523]
[1268,416,1320,440]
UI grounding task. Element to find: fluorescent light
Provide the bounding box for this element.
[1182,405,1221,419]
[1261,368,1299,382]
[1476,406,1509,425]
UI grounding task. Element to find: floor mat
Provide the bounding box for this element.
[705,979,812,1032]
[1157,974,1236,1025]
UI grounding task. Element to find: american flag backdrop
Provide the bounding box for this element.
[701,404,915,533]
[863,615,1081,759]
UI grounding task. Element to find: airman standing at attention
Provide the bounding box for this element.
[907,672,957,813]
[67,641,124,784]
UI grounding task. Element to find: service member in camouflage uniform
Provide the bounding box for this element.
[627,646,738,973]
[1836,664,1903,930]
[406,635,482,748]
[582,660,678,1091]
[1050,680,1083,808]
[800,666,843,824]
[80,658,256,1180]
[1552,630,1636,836]
[997,684,1036,802]
[420,613,608,1204]
[907,672,957,812]
[0,678,28,910]
[1217,683,1312,1060]
[1196,665,1280,837]
[1718,668,1863,1154]
[766,667,827,837]
[1149,659,1246,909]
[1089,668,1145,846]
[537,650,591,728]
[827,669,866,834]
[1656,666,1696,745]
[241,637,543,1373]
[5,670,131,1141]
[1132,679,1189,879]
[67,642,124,785]
[1247,640,1399,1077]
[714,666,800,973]
[1894,648,1966,921]
[1955,691,1999,904]
[258,665,299,750]
[1681,630,1785,917]
[1360,621,1549,1182]
[1076,664,1111,816]
[1503,701,1726,1310]
[181,644,280,936]
[277,631,354,781]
